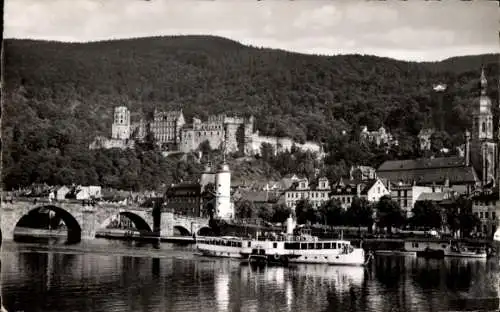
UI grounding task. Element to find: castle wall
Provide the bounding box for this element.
[249,134,321,156]
[180,127,225,153]
[89,137,135,150]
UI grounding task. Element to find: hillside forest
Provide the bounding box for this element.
[2,36,499,191]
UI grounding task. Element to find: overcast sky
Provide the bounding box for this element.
[4,0,499,62]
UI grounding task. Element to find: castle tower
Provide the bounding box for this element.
[470,67,496,186]
[111,106,131,140]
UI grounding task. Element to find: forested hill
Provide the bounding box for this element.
[1,35,499,190]
[3,36,499,143]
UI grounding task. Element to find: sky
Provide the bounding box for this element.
[4,0,500,62]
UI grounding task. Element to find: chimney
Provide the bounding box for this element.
[465,130,471,166]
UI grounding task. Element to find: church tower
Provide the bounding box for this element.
[471,67,496,186]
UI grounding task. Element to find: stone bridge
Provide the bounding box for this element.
[0,198,211,241]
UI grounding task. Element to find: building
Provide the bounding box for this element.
[149,109,185,149]
[470,68,497,186]
[418,128,435,151]
[349,165,377,181]
[284,176,389,210]
[214,161,235,220]
[329,178,389,209]
[180,114,254,155]
[378,156,479,195]
[390,183,439,218]
[55,186,70,200]
[111,106,131,140]
[471,192,499,237]
[89,106,135,150]
[360,126,397,147]
[164,183,204,217]
[284,177,330,209]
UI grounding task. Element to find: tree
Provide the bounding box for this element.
[235,200,256,219]
[345,197,374,231]
[198,140,212,155]
[257,204,274,222]
[447,196,480,238]
[260,142,275,162]
[410,200,442,230]
[319,198,344,226]
[375,195,405,233]
[271,203,293,223]
[295,199,313,225]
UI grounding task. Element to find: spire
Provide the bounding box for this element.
[480,66,487,95]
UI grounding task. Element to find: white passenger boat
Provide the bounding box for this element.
[195,217,371,266]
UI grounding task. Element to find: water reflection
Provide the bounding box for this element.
[2,243,500,312]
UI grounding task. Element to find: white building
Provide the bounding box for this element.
[284,177,389,210]
[55,186,70,200]
[215,162,234,220]
[471,192,499,237]
[390,183,442,218]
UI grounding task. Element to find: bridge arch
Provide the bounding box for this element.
[173,225,191,236]
[15,205,82,242]
[99,211,153,233]
[197,226,214,236]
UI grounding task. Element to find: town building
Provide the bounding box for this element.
[164,183,204,217]
[359,126,398,147]
[349,165,377,181]
[284,176,389,210]
[390,184,440,218]
[418,128,435,151]
[471,192,499,237]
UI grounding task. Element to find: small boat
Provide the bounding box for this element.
[404,239,487,259]
[445,243,487,259]
[375,250,417,257]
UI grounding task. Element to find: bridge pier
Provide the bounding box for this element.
[160,211,175,237]
[1,206,19,241]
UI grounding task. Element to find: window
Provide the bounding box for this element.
[315,243,322,249]
[300,243,307,249]
[273,243,277,248]
[308,243,315,249]
[482,122,486,133]
[480,212,484,218]
[324,243,331,249]
[493,212,496,219]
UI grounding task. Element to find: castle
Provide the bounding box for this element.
[89,108,323,157]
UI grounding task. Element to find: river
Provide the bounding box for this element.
[1,238,500,312]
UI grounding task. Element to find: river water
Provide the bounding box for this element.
[1,238,500,312]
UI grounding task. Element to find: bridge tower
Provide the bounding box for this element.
[215,139,234,220]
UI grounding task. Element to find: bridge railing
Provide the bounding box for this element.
[0,196,152,211]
